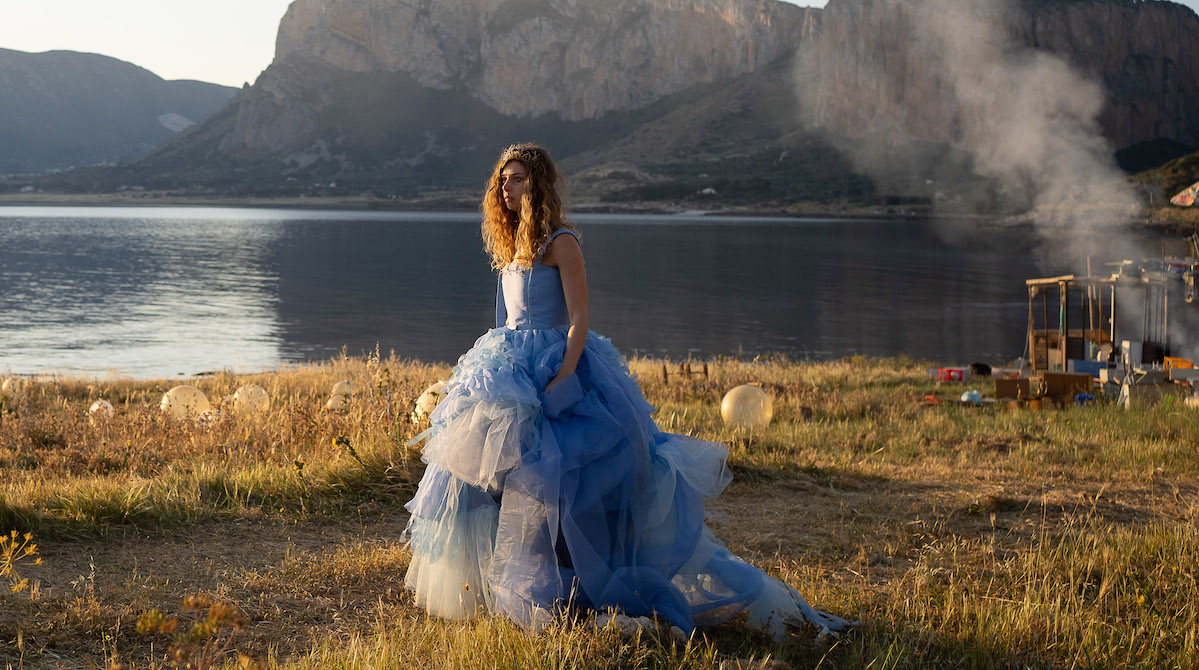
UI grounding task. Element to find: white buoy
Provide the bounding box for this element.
[326,393,348,411]
[87,397,113,419]
[412,380,447,422]
[331,380,358,397]
[88,399,115,424]
[160,385,211,420]
[720,385,773,429]
[233,384,270,414]
[197,408,224,427]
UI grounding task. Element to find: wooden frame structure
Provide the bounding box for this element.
[1027,275,1114,373]
[1026,271,1171,373]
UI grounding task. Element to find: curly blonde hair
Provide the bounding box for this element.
[481,143,573,269]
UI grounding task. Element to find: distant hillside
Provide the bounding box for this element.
[0,49,236,175]
[20,0,1199,211]
[1132,149,1199,206]
[42,53,882,207]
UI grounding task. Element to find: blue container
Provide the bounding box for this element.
[1068,359,1109,378]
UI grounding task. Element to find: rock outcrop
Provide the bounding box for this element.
[221,0,817,153]
[1021,0,1199,151]
[813,0,1199,153]
[274,0,817,120]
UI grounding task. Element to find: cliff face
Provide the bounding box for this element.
[220,0,816,154]
[813,0,1199,152]
[1020,0,1199,151]
[273,0,816,120]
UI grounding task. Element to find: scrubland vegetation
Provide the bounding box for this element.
[1,354,1196,669]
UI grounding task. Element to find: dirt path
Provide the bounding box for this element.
[3,467,1194,669]
[2,512,415,668]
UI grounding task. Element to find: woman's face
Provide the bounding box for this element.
[500,161,528,212]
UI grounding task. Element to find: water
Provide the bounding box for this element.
[0,205,1051,378]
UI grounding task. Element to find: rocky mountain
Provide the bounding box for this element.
[0,49,236,175]
[216,0,817,161]
[272,0,817,121]
[813,0,1199,172]
[47,0,827,197]
[28,0,1199,206]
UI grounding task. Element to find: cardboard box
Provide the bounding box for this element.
[1042,372,1093,402]
[995,377,1031,400]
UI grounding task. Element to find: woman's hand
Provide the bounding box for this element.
[544,368,574,394]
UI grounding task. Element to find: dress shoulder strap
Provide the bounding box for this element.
[538,227,580,257]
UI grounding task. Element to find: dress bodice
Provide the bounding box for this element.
[496,229,578,330]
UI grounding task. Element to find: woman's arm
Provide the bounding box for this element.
[543,233,587,391]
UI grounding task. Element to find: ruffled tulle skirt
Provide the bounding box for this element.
[403,327,850,640]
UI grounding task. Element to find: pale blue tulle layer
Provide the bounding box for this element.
[404,327,851,639]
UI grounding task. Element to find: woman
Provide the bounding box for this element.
[403,143,851,640]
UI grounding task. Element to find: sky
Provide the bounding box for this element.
[0,0,1195,87]
[0,0,295,87]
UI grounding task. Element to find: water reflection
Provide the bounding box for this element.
[264,214,494,363]
[0,206,1065,379]
[0,208,288,377]
[580,218,1039,361]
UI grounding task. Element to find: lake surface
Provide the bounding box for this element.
[0,205,1054,378]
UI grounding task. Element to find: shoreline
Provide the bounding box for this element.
[0,190,1006,222]
[0,352,943,385]
[3,190,1193,234]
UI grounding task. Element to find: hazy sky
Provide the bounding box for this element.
[0,0,294,87]
[0,0,1194,87]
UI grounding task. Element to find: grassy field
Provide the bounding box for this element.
[1,354,1196,669]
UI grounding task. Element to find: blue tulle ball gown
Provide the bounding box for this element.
[403,229,852,640]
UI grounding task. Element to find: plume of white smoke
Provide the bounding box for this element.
[915,0,1192,354]
[817,0,1143,267]
[923,0,1139,263]
[807,0,1199,358]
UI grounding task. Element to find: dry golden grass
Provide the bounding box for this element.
[1,354,1197,669]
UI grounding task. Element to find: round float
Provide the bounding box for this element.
[412,380,447,421]
[719,385,773,429]
[233,384,270,414]
[160,385,211,420]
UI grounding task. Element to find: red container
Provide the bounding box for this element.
[938,368,964,382]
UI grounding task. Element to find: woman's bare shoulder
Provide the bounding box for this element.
[542,230,582,268]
